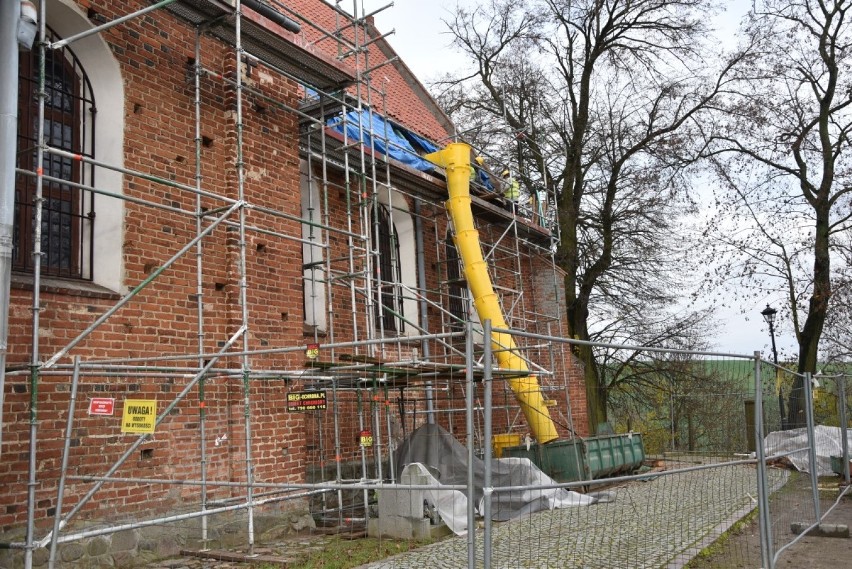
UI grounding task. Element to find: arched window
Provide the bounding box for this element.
[445,235,467,330]
[301,163,326,332]
[16,27,96,279]
[374,204,402,333]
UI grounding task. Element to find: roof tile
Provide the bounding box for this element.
[284,0,453,143]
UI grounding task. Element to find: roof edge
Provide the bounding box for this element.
[365,16,456,143]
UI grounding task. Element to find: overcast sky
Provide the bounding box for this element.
[358,1,797,359]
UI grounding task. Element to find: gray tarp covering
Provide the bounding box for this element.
[394,423,595,532]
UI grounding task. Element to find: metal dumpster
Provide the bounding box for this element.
[584,432,645,478]
[502,433,645,483]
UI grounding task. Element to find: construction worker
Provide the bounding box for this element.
[502,169,520,213]
[474,155,497,192]
[532,185,547,225]
[469,155,483,184]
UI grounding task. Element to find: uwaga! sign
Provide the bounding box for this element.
[121,400,157,434]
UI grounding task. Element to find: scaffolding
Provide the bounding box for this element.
[0,1,579,567]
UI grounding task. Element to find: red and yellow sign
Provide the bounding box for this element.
[306,343,319,360]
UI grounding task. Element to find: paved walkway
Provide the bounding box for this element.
[360,464,788,569]
[144,464,789,569]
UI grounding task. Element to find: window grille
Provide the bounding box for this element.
[16,28,96,279]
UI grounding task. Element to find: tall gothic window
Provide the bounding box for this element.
[374,205,402,333]
[445,236,467,330]
[16,28,96,279]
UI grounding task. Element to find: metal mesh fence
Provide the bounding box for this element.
[357,330,850,569]
[355,331,773,569]
[755,368,852,568]
[4,325,850,569]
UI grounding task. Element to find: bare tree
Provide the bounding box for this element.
[705,0,852,427]
[434,0,740,432]
[822,238,852,366]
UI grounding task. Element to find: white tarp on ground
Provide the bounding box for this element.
[764,425,847,476]
[395,424,597,535]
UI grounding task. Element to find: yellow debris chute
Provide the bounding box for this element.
[425,143,559,444]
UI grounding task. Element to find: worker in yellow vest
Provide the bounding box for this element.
[501,169,520,213]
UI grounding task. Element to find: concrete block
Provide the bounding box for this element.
[367,514,431,541]
[378,487,424,518]
[409,517,433,541]
[790,522,850,538]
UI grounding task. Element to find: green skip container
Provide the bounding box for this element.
[502,433,645,483]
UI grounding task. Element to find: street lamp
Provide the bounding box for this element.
[761,304,785,429]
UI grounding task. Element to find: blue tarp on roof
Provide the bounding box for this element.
[402,128,439,155]
[326,110,495,191]
[327,110,437,173]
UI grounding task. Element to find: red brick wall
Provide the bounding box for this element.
[0,0,586,535]
[1,0,310,531]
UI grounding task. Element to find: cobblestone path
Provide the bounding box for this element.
[361,464,788,568]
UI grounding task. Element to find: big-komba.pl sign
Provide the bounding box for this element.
[286,390,327,412]
[121,400,157,434]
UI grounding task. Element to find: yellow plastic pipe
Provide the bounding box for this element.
[426,143,559,444]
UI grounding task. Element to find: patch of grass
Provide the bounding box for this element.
[265,536,423,569]
[686,508,758,567]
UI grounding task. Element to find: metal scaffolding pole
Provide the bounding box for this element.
[24,3,48,566]
[0,0,585,558]
[483,318,494,569]
[47,358,81,569]
[192,26,210,546]
[38,326,247,548]
[0,0,21,460]
[232,1,258,553]
[465,320,476,566]
[755,354,775,569]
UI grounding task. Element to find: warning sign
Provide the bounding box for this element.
[359,430,373,447]
[121,400,157,434]
[286,390,327,412]
[306,343,320,360]
[88,397,115,416]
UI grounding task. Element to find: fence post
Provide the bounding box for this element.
[838,376,850,486]
[755,353,775,569]
[804,372,821,523]
[465,320,476,568]
[482,319,493,569]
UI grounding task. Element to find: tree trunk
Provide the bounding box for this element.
[687,412,695,451]
[787,205,831,428]
[565,278,605,434]
[579,343,605,434]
